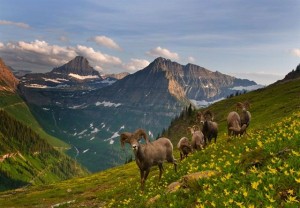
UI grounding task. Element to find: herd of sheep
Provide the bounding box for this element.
[120,101,251,189]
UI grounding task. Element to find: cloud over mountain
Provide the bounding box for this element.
[0,40,123,73]
[89,36,121,50]
[123,58,149,71]
[291,48,300,57]
[147,46,179,60]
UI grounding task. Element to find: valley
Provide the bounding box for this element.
[17,56,260,172]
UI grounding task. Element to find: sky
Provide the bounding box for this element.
[0,0,299,85]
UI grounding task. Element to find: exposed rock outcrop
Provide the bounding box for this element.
[0,58,19,92]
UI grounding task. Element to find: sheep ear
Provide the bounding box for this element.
[120,133,131,148]
[134,128,150,143]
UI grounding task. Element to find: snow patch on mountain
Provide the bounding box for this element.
[101,78,116,85]
[68,104,87,109]
[68,73,99,80]
[95,101,122,107]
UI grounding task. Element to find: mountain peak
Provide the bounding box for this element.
[52,56,99,76]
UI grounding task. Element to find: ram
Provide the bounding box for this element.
[177,137,192,161]
[120,129,177,190]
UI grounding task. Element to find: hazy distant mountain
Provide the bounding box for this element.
[0,58,19,92]
[18,56,259,172]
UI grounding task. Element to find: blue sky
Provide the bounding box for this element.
[0,0,299,84]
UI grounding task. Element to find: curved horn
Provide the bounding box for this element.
[204,110,213,121]
[120,132,132,148]
[236,102,243,110]
[133,128,150,143]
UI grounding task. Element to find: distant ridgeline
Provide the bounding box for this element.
[0,110,88,191]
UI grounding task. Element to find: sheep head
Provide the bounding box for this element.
[236,101,251,112]
[203,110,214,121]
[120,129,149,152]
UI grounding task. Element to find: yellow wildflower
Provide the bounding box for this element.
[224,189,230,196]
[265,194,275,203]
[235,201,244,207]
[295,177,300,183]
[289,168,295,175]
[267,165,277,174]
[257,140,263,147]
[287,189,294,195]
[251,180,261,190]
[286,195,299,203]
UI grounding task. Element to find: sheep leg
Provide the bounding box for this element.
[140,169,145,188]
[158,163,164,180]
[180,152,183,161]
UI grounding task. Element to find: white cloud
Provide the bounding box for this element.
[146,46,179,60]
[188,56,195,63]
[89,36,121,50]
[0,20,30,29]
[0,40,123,73]
[291,48,300,57]
[76,45,122,65]
[123,58,149,71]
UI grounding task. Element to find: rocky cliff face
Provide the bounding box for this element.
[0,58,19,92]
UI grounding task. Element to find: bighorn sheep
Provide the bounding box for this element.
[197,110,218,144]
[120,128,177,189]
[187,125,205,150]
[227,111,241,136]
[227,102,251,136]
[177,137,192,161]
[229,124,248,136]
[236,101,251,128]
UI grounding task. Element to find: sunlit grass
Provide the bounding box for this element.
[107,111,300,207]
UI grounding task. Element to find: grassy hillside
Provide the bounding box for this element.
[0,91,69,149]
[0,110,88,191]
[0,79,299,207]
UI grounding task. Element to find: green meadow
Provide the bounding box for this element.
[0,79,299,207]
